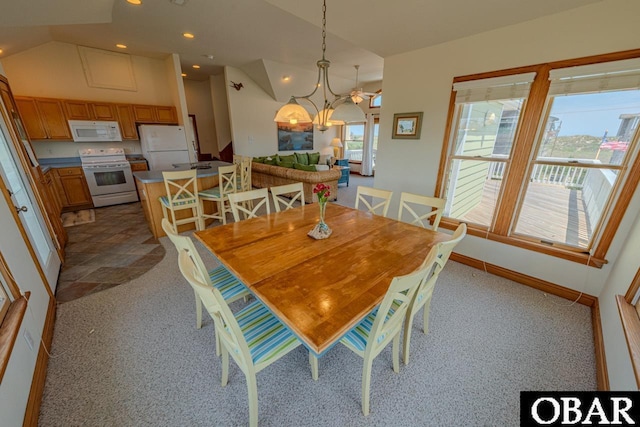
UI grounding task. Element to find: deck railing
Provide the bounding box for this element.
[487,155,599,188]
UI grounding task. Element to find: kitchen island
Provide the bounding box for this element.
[134,161,230,238]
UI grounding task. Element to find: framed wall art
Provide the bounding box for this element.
[276,122,314,151]
[392,112,423,139]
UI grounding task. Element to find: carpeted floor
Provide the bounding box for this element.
[38,174,596,426]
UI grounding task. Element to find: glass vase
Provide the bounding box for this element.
[318,199,328,230]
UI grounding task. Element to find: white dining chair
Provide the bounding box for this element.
[397,192,446,231]
[271,182,305,212]
[159,169,202,233]
[355,185,393,217]
[234,155,253,192]
[162,218,249,334]
[228,188,270,221]
[401,223,466,365]
[177,248,301,427]
[337,254,437,416]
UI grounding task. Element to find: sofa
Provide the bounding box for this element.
[251,153,340,204]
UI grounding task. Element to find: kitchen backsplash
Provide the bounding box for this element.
[33,140,142,159]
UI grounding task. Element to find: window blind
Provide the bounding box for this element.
[549,58,640,96]
[453,72,537,103]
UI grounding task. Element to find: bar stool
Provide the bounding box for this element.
[160,169,202,233]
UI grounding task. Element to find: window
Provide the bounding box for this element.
[344,123,365,160]
[369,90,382,108]
[438,53,640,266]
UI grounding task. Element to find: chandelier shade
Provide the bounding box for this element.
[311,108,345,126]
[273,96,312,124]
[274,0,365,131]
[331,97,365,123]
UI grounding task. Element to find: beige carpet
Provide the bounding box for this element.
[61,209,95,227]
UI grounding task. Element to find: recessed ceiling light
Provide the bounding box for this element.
[116,44,127,49]
[0,49,3,55]
[192,65,200,69]
[282,75,291,82]
[182,32,195,39]
[127,0,142,5]
[181,73,187,77]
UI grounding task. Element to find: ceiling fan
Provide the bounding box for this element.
[349,65,378,104]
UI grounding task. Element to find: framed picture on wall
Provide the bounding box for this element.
[392,112,423,139]
[276,122,314,151]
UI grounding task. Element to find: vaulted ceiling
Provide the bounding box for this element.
[0,0,602,83]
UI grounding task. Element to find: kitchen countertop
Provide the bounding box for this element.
[133,160,231,183]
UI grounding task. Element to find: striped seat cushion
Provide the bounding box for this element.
[234,300,300,365]
[340,306,396,352]
[209,265,248,301]
[199,188,222,199]
[159,193,196,207]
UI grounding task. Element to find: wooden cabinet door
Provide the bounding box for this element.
[155,106,178,123]
[133,105,156,122]
[37,99,72,140]
[130,161,148,172]
[116,104,138,139]
[91,102,117,121]
[64,100,92,120]
[15,97,48,140]
[55,167,92,207]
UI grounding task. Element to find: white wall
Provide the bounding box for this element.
[184,79,219,158]
[378,0,640,389]
[211,74,232,153]
[225,66,338,157]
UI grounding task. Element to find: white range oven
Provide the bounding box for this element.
[79,148,139,207]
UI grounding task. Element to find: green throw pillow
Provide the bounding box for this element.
[264,157,277,165]
[278,154,296,163]
[277,160,295,168]
[252,157,265,163]
[308,152,320,165]
[293,162,316,172]
[295,152,309,165]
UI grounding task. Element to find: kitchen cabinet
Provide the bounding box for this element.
[133,104,178,124]
[91,102,117,121]
[115,104,138,140]
[52,167,93,211]
[15,97,72,141]
[64,100,117,121]
[129,161,148,172]
[63,100,92,120]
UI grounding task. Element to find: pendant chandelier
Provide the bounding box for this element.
[273,0,366,131]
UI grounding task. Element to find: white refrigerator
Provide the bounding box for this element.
[139,125,194,170]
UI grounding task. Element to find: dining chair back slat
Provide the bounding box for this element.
[355,186,393,217]
[271,182,305,212]
[228,188,270,221]
[398,192,446,231]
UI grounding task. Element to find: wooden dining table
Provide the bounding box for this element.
[194,203,450,357]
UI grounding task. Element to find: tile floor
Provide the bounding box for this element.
[55,202,165,303]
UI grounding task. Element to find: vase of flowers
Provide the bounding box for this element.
[308,183,332,239]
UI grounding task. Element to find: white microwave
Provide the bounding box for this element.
[68,120,123,142]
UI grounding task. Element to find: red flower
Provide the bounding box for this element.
[313,183,330,202]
